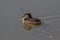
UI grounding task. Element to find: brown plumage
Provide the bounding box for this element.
[22,12,42,30]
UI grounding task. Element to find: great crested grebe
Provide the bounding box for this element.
[22,12,42,30]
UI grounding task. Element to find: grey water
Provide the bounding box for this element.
[0,0,60,40]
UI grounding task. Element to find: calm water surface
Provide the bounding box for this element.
[0,0,60,40]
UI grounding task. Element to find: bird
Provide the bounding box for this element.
[22,12,42,30]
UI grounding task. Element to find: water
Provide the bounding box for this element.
[0,0,60,40]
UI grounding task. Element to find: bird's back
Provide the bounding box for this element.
[29,17,41,22]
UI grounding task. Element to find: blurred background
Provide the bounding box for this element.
[0,0,60,40]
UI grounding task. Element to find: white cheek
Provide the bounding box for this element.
[22,18,24,23]
[22,17,25,23]
[22,15,28,23]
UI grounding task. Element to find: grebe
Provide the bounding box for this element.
[22,12,42,30]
